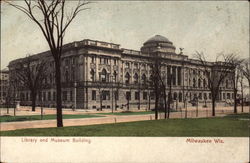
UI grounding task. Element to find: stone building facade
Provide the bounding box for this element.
[8,35,234,110]
[0,69,9,104]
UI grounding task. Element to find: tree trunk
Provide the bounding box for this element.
[138,93,141,110]
[31,91,37,111]
[155,94,158,120]
[185,99,187,118]
[148,94,151,111]
[115,90,117,111]
[212,99,215,116]
[240,81,244,113]
[100,92,102,111]
[55,60,63,127]
[164,91,167,119]
[233,89,237,114]
[100,99,103,111]
[167,95,171,118]
[128,99,130,111]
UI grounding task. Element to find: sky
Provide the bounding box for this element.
[1,1,249,69]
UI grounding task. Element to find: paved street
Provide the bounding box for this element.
[0,106,249,131]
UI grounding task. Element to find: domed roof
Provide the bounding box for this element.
[144,35,171,44]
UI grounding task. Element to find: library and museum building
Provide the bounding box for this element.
[8,35,234,110]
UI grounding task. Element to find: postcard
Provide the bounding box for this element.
[1,1,249,162]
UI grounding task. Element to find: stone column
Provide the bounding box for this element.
[96,56,99,81]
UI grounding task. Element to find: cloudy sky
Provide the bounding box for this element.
[1,1,249,69]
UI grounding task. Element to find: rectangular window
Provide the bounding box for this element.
[53,92,56,101]
[39,92,42,101]
[134,63,138,69]
[48,92,51,101]
[167,67,171,85]
[135,92,140,100]
[125,62,130,68]
[199,93,202,100]
[177,67,182,86]
[63,91,67,101]
[65,59,69,66]
[102,91,110,100]
[172,67,176,86]
[143,92,148,100]
[209,93,211,99]
[150,92,155,100]
[104,58,108,64]
[43,92,46,101]
[26,92,29,101]
[126,91,131,100]
[70,91,73,101]
[204,93,207,100]
[115,91,119,100]
[92,90,96,100]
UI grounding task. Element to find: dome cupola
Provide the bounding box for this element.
[141,35,176,54]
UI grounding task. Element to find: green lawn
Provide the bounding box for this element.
[1,113,249,137]
[0,114,103,123]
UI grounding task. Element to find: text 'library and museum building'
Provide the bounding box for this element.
[8,35,234,110]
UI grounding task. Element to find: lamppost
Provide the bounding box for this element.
[74,82,77,111]
[41,95,43,120]
[110,75,114,113]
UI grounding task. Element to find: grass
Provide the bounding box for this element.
[1,113,249,137]
[0,114,103,123]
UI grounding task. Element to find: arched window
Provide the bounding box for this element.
[134,73,139,84]
[149,74,153,86]
[65,71,69,82]
[179,92,182,102]
[71,68,75,81]
[49,74,53,83]
[193,78,196,88]
[100,69,108,82]
[125,72,130,84]
[90,69,95,81]
[173,92,177,100]
[141,74,146,85]
[198,79,201,88]
[226,80,229,88]
[113,71,117,82]
[203,79,206,88]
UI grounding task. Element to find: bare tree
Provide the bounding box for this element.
[194,52,234,116]
[151,58,161,119]
[15,56,48,112]
[228,55,244,114]
[113,82,121,111]
[239,73,244,112]
[6,0,89,127]
[150,52,171,120]
[4,86,12,114]
[123,86,132,111]
[242,58,250,87]
[8,76,19,116]
[95,81,109,111]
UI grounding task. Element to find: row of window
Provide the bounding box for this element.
[91,56,118,65]
[19,91,234,102]
[91,68,183,87]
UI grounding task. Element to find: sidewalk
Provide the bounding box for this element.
[1,107,249,131]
